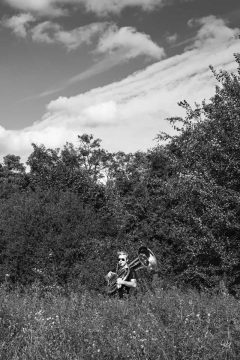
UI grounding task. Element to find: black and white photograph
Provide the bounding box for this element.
[0,0,240,358]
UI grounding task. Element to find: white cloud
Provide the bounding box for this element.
[31,21,59,43]
[2,12,163,59]
[25,21,108,49]
[82,0,195,15]
[11,18,161,60]
[0,15,239,160]
[3,0,67,17]
[79,0,164,15]
[188,15,239,49]
[1,15,109,50]
[59,26,165,85]
[3,0,176,17]
[6,20,164,84]
[96,25,165,60]
[1,13,35,37]
[55,22,108,50]
[165,33,178,44]
[82,101,118,126]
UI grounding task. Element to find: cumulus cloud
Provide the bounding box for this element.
[63,25,165,84]
[96,25,165,60]
[188,15,239,49]
[2,13,162,59]
[55,22,108,50]
[79,0,164,15]
[82,101,118,126]
[1,15,108,50]
[31,21,59,43]
[30,21,108,49]
[3,0,179,17]
[0,15,239,160]
[13,22,164,88]
[1,13,35,37]
[3,0,69,17]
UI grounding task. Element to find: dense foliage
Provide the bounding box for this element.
[0,56,240,294]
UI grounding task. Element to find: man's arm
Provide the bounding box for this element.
[117,278,137,288]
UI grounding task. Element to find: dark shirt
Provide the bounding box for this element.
[118,267,137,299]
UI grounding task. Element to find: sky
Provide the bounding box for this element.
[0,0,239,161]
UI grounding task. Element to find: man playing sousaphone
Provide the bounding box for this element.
[106,246,158,298]
[106,250,137,299]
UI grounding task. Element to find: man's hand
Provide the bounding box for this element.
[105,271,115,281]
[117,278,124,286]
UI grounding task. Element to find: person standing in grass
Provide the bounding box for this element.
[106,250,137,299]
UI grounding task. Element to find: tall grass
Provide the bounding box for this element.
[0,282,240,359]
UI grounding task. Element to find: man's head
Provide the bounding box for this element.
[117,251,128,267]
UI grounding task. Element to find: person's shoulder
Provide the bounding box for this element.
[129,267,137,278]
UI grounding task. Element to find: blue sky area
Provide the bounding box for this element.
[0,0,239,160]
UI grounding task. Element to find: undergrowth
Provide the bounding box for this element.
[0,281,240,359]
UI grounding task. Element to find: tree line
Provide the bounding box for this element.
[1,56,240,295]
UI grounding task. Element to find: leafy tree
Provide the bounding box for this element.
[0,154,26,199]
[149,55,240,290]
[157,56,240,191]
[0,189,118,289]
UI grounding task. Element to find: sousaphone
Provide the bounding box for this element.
[106,246,158,295]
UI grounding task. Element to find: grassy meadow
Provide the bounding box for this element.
[0,280,240,360]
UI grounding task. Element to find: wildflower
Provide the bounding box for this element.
[221,340,231,349]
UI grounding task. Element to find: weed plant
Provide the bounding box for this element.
[0,281,240,359]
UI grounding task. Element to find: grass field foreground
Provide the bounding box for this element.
[0,282,240,359]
